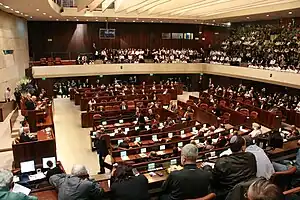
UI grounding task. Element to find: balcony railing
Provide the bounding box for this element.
[52,0,76,7]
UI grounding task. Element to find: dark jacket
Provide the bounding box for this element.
[94,138,108,156]
[110,175,150,200]
[161,164,211,200]
[46,166,64,181]
[20,133,31,143]
[25,100,35,110]
[212,152,257,196]
[49,174,103,200]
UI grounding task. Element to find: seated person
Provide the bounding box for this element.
[110,163,150,200]
[0,169,37,200]
[161,144,211,200]
[183,106,194,119]
[147,109,155,120]
[244,136,274,180]
[164,117,175,127]
[247,179,284,200]
[215,124,225,133]
[45,160,63,181]
[287,125,299,139]
[118,137,130,150]
[212,135,257,199]
[120,101,128,110]
[249,123,262,138]
[88,98,96,111]
[204,138,214,150]
[49,165,103,200]
[19,127,33,143]
[148,151,160,161]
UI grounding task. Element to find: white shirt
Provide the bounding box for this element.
[246,144,275,179]
[220,148,232,157]
[249,129,262,138]
[4,90,10,100]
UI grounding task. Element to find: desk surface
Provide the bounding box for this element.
[37,129,54,141]
[269,139,299,155]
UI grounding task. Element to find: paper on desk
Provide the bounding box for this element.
[13,176,20,183]
[121,156,129,161]
[12,183,31,195]
[157,151,165,155]
[139,153,148,158]
[180,134,186,138]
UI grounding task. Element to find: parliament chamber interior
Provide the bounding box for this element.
[1,0,300,199]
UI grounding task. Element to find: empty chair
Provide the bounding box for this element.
[200,103,208,110]
[239,108,249,116]
[250,111,258,120]
[270,166,297,191]
[244,99,252,105]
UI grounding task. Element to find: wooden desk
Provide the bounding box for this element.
[12,128,56,168]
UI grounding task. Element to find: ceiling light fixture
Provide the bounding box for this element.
[133,20,135,22]
[86,19,89,21]
[288,11,292,14]
[43,12,46,15]
[66,19,69,21]
[142,20,144,22]
[114,20,117,22]
[15,10,20,13]
[56,19,59,21]
[116,17,118,19]
[246,16,250,19]
[74,17,77,18]
[25,14,28,17]
[151,21,153,23]
[0,3,2,5]
[21,13,23,15]
[105,19,107,22]
[160,21,162,23]
[36,9,39,11]
[96,19,99,21]
[213,20,215,22]
[30,16,33,19]
[49,16,52,18]
[266,14,269,17]
[11,8,14,11]
[4,5,9,9]
[76,19,79,21]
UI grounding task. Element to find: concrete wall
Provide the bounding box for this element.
[0,10,29,101]
[33,63,300,89]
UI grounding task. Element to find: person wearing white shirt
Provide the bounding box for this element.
[244,135,275,179]
[88,98,96,111]
[4,87,11,102]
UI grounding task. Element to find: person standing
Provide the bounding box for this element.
[4,87,11,102]
[94,130,109,174]
[14,88,21,108]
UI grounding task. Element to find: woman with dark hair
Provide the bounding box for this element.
[110,163,150,200]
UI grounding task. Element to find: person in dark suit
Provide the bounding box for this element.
[120,101,128,110]
[161,144,211,200]
[118,137,130,150]
[19,127,32,143]
[110,163,150,200]
[45,160,63,181]
[25,96,36,110]
[94,130,109,174]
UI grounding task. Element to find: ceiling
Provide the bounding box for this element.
[0,0,300,25]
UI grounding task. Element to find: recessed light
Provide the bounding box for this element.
[66,19,69,21]
[43,12,46,15]
[76,19,79,21]
[74,17,77,18]
[136,18,139,20]
[56,19,59,21]
[25,14,28,17]
[142,20,144,22]
[289,11,292,14]
[160,21,162,23]
[11,8,14,11]
[0,3,2,5]
[151,21,153,22]
[266,14,269,17]
[246,16,250,19]
[105,19,107,22]
[213,20,215,22]
[4,5,9,9]
[114,20,116,22]
[49,16,52,18]
[86,19,89,21]
[15,10,20,13]
[133,20,135,22]
[116,17,118,19]
[21,13,23,15]
[96,19,98,21]
[30,16,33,19]
[36,9,39,11]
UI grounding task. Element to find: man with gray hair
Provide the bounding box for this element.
[49,164,103,200]
[0,169,37,200]
[161,144,211,200]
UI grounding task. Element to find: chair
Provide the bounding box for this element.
[105,106,113,111]
[127,101,135,109]
[244,99,252,105]
[47,57,54,66]
[250,111,258,120]
[270,166,297,191]
[222,112,231,124]
[236,97,244,102]
[93,114,102,119]
[40,58,47,66]
[186,193,216,200]
[219,100,226,107]
[112,105,119,111]
[200,103,208,110]
[54,57,62,65]
[239,108,249,116]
